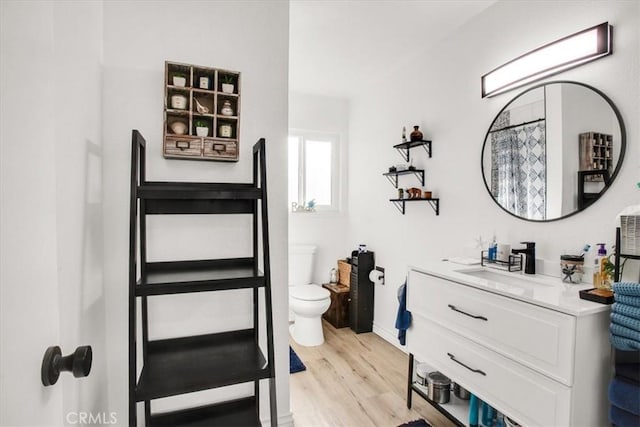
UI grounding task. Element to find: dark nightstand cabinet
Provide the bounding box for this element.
[349,251,375,333]
[322,283,350,328]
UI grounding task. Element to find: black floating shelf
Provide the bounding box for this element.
[136,258,264,296]
[150,397,260,427]
[393,140,432,162]
[389,198,439,215]
[383,169,425,188]
[136,329,269,401]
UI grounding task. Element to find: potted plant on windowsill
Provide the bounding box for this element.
[172,72,187,87]
[221,74,236,94]
[195,119,209,137]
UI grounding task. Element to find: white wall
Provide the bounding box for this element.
[289,92,351,284]
[101,1,290,424]
[347,1,640,344]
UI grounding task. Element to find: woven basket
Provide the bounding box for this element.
[338,260,351,287]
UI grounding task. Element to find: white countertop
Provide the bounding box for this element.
[409,261,611,316]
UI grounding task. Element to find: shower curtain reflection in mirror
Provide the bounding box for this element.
[490,112,547,220]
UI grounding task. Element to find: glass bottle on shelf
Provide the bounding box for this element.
[410,126,423,142]
[221,100,234,116]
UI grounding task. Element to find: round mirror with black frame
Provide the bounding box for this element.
[481,81,626,222]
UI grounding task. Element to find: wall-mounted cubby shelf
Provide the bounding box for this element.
[163,61,241,162]
[579,132,613,182]
[394,140,432,162]
[389,198,439,215]
[383,169,425,188]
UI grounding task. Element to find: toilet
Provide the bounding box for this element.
[289,244,331,346]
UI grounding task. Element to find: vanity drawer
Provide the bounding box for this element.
[407,270,576,385]
[408,316,571,427]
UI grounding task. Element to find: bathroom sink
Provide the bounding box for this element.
[458,269,554,290]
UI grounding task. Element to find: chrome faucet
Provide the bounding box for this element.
[512,242,536,274]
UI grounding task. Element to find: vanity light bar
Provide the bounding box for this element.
[481,22,612,98]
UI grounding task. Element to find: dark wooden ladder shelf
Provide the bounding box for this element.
[129,130,277,426]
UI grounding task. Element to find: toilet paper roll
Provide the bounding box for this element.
[369,269,384,285]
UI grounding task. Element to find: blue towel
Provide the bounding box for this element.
[609,378,640,415]
[615,295,640,308]
[395,282,412,345]
[481,402,496,427]
[612,312,640,333]
[611,334,640,351]
[613,282,640,297]
[613,303,640,320]
[610,404,640,427]
[616,363,640,384]
[611,323,640,342]
[469,394,480,427]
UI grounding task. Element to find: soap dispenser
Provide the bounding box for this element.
[488,235,497,261]
[593,243,607,289]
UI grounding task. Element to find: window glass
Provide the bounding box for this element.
[305,140,332,206]
[288,136,299,207]
[288,132,339,211]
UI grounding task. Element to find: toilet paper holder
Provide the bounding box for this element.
[369,267,385,285]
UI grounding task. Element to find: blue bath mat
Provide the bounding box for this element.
[289,346,306,374]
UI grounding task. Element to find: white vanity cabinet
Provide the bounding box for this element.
[406,266,611,427]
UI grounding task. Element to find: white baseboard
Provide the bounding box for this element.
[372,322,408,353]
[261,411,294,427]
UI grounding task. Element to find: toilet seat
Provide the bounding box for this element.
[290,285,330,301]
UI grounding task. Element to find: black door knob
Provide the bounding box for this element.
[41,345,92,386]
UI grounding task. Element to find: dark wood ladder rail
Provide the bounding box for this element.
[129,130,277,426]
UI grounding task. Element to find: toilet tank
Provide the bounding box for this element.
[289,245,316,286]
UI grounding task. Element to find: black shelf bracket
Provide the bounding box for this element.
[393,140,432,162]
[383,169,425,188]
[385,174,398,188]
[389,198,439,216]
[426,198,439,215]
[391,199,406,214]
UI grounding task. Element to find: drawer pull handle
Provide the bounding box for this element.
[448,304,488,321]
[447,352,486,376]
[176,140,191,150]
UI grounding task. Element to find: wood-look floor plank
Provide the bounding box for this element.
[290,321,457,427]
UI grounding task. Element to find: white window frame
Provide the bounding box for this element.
[289,130,340,212]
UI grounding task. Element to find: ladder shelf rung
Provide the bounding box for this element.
[149,397,260,427]
[136,258,265,295]
[139,182,262,200]
[136,329,270,401]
